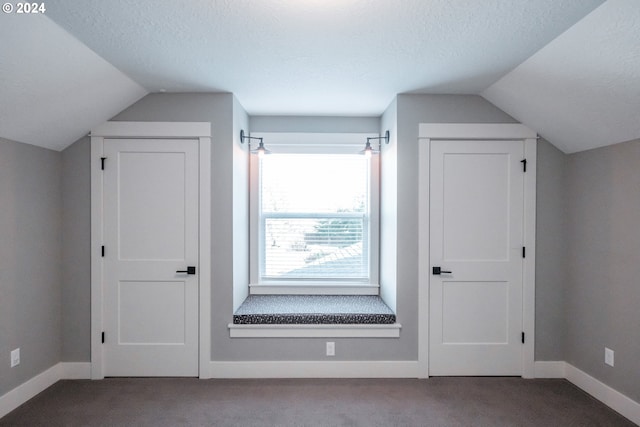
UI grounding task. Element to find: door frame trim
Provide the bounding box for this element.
[90,121,212,379]
[417,123,537,379]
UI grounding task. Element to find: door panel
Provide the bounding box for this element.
[442,281,508,344]
[430,140,523,376]
[103,138,198,377]
[442,153,510,261]
[118,151,187,261]
[118,280,186,344]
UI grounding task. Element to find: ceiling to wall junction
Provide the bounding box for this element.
[2,0,638,153]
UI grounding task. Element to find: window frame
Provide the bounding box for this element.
[249,132,380,295]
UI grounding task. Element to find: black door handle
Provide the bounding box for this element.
[176,266,196,275]
[432,266,452,275]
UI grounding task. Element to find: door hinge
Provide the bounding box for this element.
[521,159,527,172]
[101,157,106,170]
[101,246,105,257]
[101,332,105,344]
[522,246,526,258]
[521,332,525,344]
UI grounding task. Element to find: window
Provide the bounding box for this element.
[249,133,380,294]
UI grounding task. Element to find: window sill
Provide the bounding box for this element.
[228,323,402,338]
[249,283,379,295]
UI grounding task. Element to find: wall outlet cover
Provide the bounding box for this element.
[604,347,614,367]
[326,341,335,357]
[10,348,20,367]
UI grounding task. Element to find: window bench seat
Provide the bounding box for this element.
[233,295,396,324]
[228,295,401,338]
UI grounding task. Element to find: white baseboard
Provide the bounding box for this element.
[210,360,419,379]
[0,364,61,419]
[533,361,565,378]
[565,363,640,425]
[60,362,92,380]
[0,362,91,419]
[3,360,638,426]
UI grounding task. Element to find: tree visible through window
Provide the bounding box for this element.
[259,153,371,282]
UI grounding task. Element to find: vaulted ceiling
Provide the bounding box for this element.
[1,0,638,153]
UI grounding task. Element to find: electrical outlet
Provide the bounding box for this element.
[326,341,335,356]
[10,348,20,367]
[604,347,614,367]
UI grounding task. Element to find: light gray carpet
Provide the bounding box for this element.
[0,377,635,426]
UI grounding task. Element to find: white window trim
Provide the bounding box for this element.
[228,322,401,338]
[249,132,380,295]
[249,283,380,295]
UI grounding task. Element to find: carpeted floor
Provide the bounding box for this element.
[0,377,635,426]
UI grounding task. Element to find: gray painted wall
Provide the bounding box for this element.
[250,116,379,133]
[223,114,410,361]
[565,138,640,402]
[396,95,568,362]
[3,89,635,409]
[393,94,520,363]
[113,92,236,361]
[58,92,237,361]
[0,138,62,396]
[103,95,407,361]
[58,93,568,366]
[61,137,91,361]
[232,97,250,312]
[379,98,398,311]
[535,140,567,360]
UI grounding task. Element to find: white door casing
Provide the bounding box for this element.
[417,124,537,379]
[91,122,211,379]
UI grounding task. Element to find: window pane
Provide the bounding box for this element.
[263,217,367,280]
[261,154,367,214]
[260,154,369,281]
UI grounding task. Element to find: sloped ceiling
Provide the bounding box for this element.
[0,14,147,151]
[3,1,639,153]
[483,0,640,153]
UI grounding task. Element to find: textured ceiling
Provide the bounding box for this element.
[44,0,603,116]
[0,14,147,150]
[483,0,640,153]
[4,0,638,153]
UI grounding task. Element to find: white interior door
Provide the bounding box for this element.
[429,140,524,376]
[103,138,199,377]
